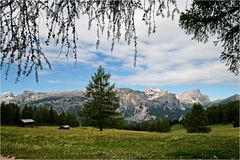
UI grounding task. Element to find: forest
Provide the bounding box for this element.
[0,103,79,127]
[1,100,239,131]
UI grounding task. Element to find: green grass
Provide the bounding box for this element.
[1,124,239,159]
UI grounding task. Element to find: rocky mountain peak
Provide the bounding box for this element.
[16,90,38,103]
[176,89,210,106]
[181,89,201,97]
[144,88,168,100]
[0,92,15,103]
[0,92,14,97]
[22,90,34,94]
[221,94,240,104]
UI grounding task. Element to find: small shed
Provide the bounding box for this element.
[59,125,70,130]
[20,119,35,127]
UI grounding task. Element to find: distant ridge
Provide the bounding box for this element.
[1,89,238,122]
[205,94,240,108]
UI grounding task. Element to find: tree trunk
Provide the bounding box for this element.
[99,125,103,131]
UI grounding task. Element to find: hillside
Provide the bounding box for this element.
[204,94,240,108]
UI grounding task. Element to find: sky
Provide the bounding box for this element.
[1,0,239,100]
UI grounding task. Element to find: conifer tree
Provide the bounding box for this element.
[48,107,58,125]
[183,103,211,133]
[58,112,66,125]
[180,1,239,75]
[1,103,20,125]
[81,66,122,131]
[159,119,171,133]
[21,105,33,119]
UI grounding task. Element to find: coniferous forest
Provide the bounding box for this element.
[1,103,79,127]
[1,101,239,131]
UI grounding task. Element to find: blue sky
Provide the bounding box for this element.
[1,0,239,100]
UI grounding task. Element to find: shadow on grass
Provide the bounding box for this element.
[165,149,239,159]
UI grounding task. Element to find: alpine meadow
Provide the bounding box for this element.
[1,0,239,159]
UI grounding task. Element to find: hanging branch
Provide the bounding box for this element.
[0,0,178,81]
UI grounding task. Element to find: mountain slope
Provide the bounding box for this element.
[205,94,240,108]
[0,92,15,103]
[2,88,234,122]
[176,89,210,108]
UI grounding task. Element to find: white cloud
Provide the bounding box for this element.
[112,62,239,86]
[38,70,51,75]
[47,80,81,85]
[39,0,238,87]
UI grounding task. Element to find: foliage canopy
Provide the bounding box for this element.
[0,0,178,81]
[1,0,238,82]
[180,1,239,75]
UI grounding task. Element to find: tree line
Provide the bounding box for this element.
[206,101,239,127]
[1,103,79,127]
[182,101,239,133]
[116,119,171,133]
[112,101,239,133]
[1,100,239,132]
[118,101,239,133]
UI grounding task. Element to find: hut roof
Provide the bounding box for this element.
[20,119,35,123]
[59,125,70,129]
[62,125,70,128]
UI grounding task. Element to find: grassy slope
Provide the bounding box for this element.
[1,124,239,159]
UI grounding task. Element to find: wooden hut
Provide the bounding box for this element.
[59,125,70,130]
[20,119,35,127]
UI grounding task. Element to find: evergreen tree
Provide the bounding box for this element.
[48,107,58,125]
[205,101,239,127]
[65,113,79,127]
[33,107,49,125]
[230,101,239,127]
[14,106,20,125]
[81,66,122,131]
[1,103,20,125]
[207,106,222,125]
[221,107,230,124]
[233,108,239,128]
[159,119,171,133]
[183,103,211,133]
[148,120,157,132]
[180,1,239,75]
[58,112,66,125]
[21,105,33,119]
[1,102,8,124]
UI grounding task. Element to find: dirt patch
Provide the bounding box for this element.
[0,155,15,160]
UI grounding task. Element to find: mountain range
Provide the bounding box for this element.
[0,89,239,122]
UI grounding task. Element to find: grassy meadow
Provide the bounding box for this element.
[1,124,239,159]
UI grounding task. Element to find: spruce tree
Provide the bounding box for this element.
[159,119,171,133]
[183,103,211,133]
[81,66,122,131]
[1,103,20,125]
[48,107,58,125]
[21,105,33,119]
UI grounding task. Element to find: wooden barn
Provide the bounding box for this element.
[20,119,35,127]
